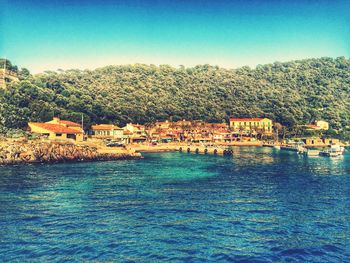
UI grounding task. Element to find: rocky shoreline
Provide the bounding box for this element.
[0,140,141,165]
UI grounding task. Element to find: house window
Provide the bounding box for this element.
[56,133,62,137]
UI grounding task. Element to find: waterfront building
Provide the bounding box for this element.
[212,131,232,142]
[146,119,268,143]
[91,124,123,139]
[125,123,146,134]
[122,129,133,144]
[28,117,83,141]
[124,124,147,143]
[229,117,273,135]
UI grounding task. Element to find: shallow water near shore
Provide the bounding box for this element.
[1,147,350,261]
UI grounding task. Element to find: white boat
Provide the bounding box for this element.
[319,144,344,157]
[303,149,320,156]
[319,151,339,157]
[273,145,281,150]
[281,142,305,152]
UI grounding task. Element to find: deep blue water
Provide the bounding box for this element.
[1,147,350,262]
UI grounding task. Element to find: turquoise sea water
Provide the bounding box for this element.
[1,147,350,262]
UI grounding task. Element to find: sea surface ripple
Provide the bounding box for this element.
[1,147,350,262]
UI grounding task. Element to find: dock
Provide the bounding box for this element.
[178,146,233,155]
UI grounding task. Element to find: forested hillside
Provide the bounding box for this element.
[1,57,350,136]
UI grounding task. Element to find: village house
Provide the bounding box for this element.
[173,119,192,129]
[124,123,147,143]
[91,124,124,139]
[28,117,83,141]
[154,120,171,130]
[154,119,192,130]
[148,121,182,142]
[212,131,233,142]
[122,129,133,144]
[126,123,146,134]
[229,117,273,135]
[305,120,329,131]
[146,119,234,143]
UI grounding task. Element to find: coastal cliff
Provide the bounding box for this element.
[0,140,141,165]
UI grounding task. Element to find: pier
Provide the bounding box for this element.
[131,143,234,156]
[178,146,233,156]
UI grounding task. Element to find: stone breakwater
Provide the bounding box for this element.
[0,141,141,165]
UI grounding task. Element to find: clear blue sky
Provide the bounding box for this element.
[1,0,349,73]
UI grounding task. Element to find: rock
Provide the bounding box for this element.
[0,140,141,165]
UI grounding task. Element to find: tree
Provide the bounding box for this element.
[1,57,350,139]
[18,68,31,80]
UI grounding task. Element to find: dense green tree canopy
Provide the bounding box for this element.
[0,57,349,136]
[0,59,18,72]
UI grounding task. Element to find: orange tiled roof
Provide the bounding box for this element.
[30,123,82,134]
[132,124,145,128]
[306,125,320,129]
[59,120,81,127]
[123,129,133,135]
[91,124,118,130]
[212,123,228,127]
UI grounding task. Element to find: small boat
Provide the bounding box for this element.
[319,151,339,157]
[303,149,320,156]
[281,141,305,152]
[263,142,281,149]
[319,144,344,157]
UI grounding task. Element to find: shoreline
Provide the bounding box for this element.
[130,141,264,153]
[130,141,348,153]
[1,139,347,165]
[0,154,142,166]
[0,139,142,166]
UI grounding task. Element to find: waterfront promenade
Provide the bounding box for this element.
[129,141,263,153]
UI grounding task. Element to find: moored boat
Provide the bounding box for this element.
[263,143,281,150]
[319,144,344,157]
[281,141,305,152]
[303,149,320,156]
[319,151,339,157]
